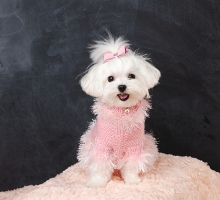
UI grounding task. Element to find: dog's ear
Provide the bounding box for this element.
[80,64,103,97]
[138,58,161,90]
[144,61,161,89]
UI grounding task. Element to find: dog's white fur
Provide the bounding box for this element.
[80,36,160,107]
[79,36,160,187]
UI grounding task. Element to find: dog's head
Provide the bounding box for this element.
[80,36,161,107]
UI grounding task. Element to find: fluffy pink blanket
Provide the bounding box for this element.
[1,153,220,200]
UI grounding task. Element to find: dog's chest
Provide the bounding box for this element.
[91,100,149,153]
[94,117,145,146]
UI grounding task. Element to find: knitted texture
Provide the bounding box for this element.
[77,99,158,173]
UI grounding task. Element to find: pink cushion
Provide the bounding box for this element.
[1,153,220,200]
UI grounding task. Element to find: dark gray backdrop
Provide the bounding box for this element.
[0,0,220,191]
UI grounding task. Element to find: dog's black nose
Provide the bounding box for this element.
[118,85,126,93]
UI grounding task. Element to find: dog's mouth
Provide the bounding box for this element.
[117,93,129,101]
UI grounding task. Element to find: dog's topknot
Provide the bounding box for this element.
[89,35,130,64]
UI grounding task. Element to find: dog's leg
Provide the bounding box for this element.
[87,163,113,188]
[121,134,158,184]
[121,164,141,184]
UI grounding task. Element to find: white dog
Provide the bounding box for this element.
[77,36,161,188]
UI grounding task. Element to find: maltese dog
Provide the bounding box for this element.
[77,36,161,188]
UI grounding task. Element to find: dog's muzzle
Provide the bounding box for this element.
[117,85,129,101]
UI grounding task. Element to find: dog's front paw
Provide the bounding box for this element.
[87,174,109,188]
[123,173,142,184]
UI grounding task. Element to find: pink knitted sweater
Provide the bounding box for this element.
[93,100,147,158]
[78,99,158,172]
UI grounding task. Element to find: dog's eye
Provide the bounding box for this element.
[128,74,135,79]
[108,76,114,82]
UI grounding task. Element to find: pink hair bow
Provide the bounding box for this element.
[103,46,129,63]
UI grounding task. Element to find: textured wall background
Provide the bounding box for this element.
[0,0,220,191]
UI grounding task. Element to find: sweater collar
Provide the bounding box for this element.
[102,100,142,116]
